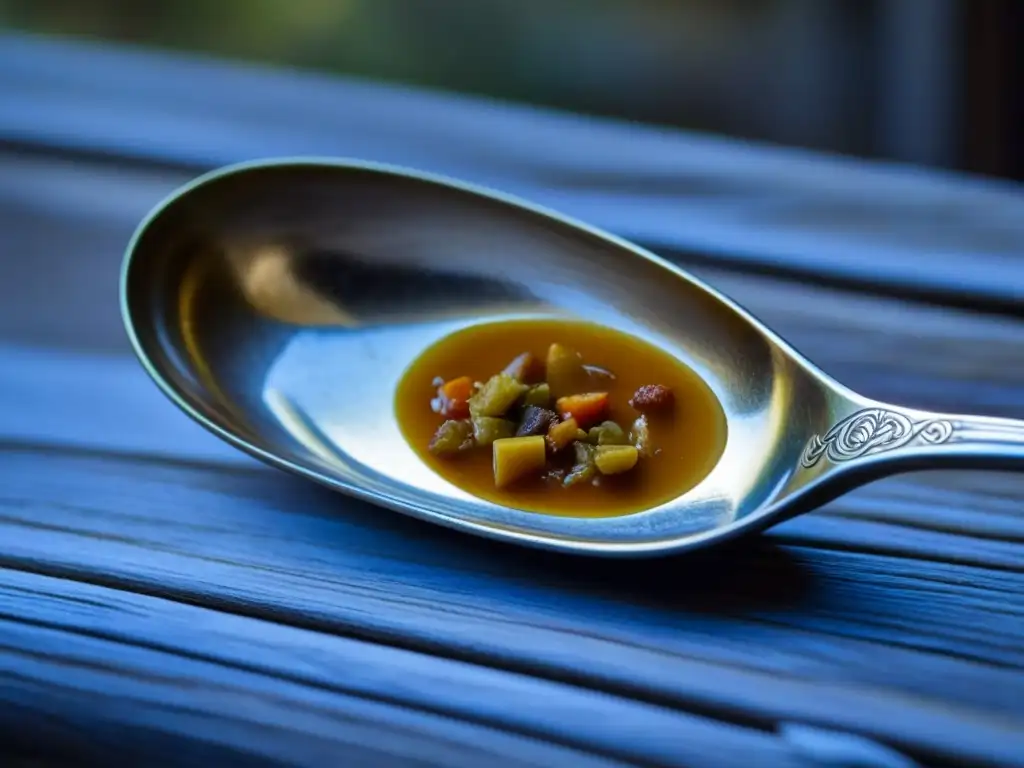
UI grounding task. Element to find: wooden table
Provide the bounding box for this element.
[2,33,1024,768]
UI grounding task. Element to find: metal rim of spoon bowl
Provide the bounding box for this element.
[120,157,1024,558]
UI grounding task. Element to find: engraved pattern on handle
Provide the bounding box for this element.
[801,408,954,468]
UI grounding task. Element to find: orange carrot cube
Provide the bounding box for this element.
[554,392,609,429]
[436,376,473,419]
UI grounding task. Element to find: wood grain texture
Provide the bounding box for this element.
[0,153,187,352]
[0,435,1022,766]
[2,33,1024,308]
[3,568,817,768]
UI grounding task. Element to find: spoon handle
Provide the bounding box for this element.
[800,405,1024,473]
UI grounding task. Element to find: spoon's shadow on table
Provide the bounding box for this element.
[477,529,816,616]
[284,477,818,617]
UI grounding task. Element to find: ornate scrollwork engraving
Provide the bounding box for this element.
[801,408,954,468]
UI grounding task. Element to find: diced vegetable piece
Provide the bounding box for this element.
[492,436,547,488]
[441,376,473,401]
[555,392,609,429]
[630,414,653,458]
[595,445,639,475]
[587,420,628,446]
[629,384,675,413]
[431,376,473,419]
[564,442,597,487]
[472,416,515,446]
[516,405,558,437]
[502,352,542,383]
[469,373,528,417]
[546,417,581,452]
[546,343,588,398]
[428,419,475,456]
[521,383,551,408]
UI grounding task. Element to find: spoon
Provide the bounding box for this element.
[121,158,1024,557]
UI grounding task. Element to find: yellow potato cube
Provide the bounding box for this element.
[546,417,581,452]
[594,445,639,475]
[492,435,547,488]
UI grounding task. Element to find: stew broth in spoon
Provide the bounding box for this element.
[395,318,727,517]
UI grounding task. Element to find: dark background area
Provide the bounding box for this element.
[2,0,1021,181]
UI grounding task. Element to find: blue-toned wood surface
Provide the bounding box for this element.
[1,32,1023,768]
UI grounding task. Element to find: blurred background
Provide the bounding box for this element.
[2,0,1021,181]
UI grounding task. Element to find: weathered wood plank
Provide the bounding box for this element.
[2,33,1023,307]
[0,444,1021,767]
[0,153,184,353]
[3,568,818,768]
[1,627,622,768]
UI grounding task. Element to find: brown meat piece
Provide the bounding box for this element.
[629,384,675,412]
[516,406,558,437]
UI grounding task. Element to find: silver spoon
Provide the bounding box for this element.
[121,158,1024,557]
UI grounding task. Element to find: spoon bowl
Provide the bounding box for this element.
[121,158,1024,557]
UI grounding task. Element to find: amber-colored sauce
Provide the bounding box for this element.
[394,318,727,517]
